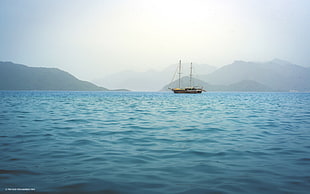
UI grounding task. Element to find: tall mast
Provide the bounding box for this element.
[190,62,193,87]
[178,60,181,88]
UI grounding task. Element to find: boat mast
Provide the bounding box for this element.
[178,60,181,88]
[190,62,193,87]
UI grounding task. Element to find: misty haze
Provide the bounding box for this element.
[1,0,310,193]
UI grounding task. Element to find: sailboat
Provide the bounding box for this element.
[169,60,205,94]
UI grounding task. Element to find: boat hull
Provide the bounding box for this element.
[171,88,203,94]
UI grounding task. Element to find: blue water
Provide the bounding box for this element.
[0,91,310,193]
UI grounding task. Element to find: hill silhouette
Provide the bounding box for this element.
[0,62,108,91]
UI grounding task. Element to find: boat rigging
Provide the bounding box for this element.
[169,60,205,94]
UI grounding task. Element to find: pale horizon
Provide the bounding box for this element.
[1,0,310,81]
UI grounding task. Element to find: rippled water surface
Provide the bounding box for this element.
[1,91,310,193]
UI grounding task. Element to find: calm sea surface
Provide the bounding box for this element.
[0,91,310,193]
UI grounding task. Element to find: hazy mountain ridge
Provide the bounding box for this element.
[94,63,217,91]
[94,70,169,92]
[162,77,273,92]
[1,59,309,92]
[0,62,108,91]
[162,59,310,92]
[202,59,310,92]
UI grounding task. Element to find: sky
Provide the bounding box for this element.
[1,0,310,81]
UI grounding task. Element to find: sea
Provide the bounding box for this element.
[0,91,310,194]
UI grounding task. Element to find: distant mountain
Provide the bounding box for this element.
[94,63,217,91]
[161,59,310,92]
[94,69,168,92]
[202,59,310,92]
[225,80,272,92]
[0,61,108,91]
[161,77,272,92]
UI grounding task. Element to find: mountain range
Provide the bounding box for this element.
[162,77,274,92]
[93,63,217,91]
[94,59,309,92]
[1,59,309,92]
[0,62,108,91]
[201,59,310,92]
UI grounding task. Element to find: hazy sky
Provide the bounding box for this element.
[1,0,310,81]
